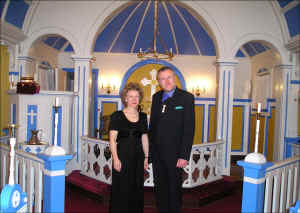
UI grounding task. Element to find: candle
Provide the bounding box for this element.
[170,48,172,54]
[140,48,142,53]
[54,112,58,146]
[55,97,59,107]
[8,137,16,185]
[254,119,260,153]
[257,103,261,113]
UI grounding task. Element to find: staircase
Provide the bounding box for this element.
[66,170,242,209]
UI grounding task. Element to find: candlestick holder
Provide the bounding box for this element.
[245,102,266,164]
[7,123,18,138]
[43,105,66,156]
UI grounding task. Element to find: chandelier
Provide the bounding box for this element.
[137,1,174,61]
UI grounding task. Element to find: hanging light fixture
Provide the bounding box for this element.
[137,1,174,61]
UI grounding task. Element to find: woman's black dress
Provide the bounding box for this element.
[109,111,148,213]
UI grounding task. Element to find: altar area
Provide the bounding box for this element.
[1,1,300,212]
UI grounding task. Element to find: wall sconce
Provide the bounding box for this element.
[189,79,210,97]
[101,83,116,94]
[192,86,207,97]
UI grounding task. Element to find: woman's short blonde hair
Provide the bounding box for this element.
[120,82,144,107]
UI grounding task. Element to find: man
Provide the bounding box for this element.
[149,66,195,213]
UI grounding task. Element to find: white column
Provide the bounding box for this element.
[71,56,92,166]
[17,56,34,78]
[273,64,293,160]
[215,59,237,175]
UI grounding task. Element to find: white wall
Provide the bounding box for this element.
[234,57,251,99]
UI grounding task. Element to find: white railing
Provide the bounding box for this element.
[264,156,300,213]
[81,136,225,188]
[183,140,225,188]
[0,143,44,213]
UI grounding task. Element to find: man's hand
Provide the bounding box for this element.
[176,159,188,168]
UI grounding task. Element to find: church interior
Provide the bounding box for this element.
[0,0,299,212]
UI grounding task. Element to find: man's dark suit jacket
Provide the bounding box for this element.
[149,87,195,165]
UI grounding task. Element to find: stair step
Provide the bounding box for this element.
[66,171,241,208]
[66,170,110,197]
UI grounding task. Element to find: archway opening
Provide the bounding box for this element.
[28,34,75,91]
[234,40,282,161]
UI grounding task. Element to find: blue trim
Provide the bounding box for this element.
[233,98,252,103]
[51,106,62,146]
[285,136,300,142]
[27,105,37,142]
[93,69,99,132]
[291,80,300,84]
[120,59,186,92]
[8,72,19,76]
[221,71,225,138]
[225,71,231,168]
[2,129,9,136]
[195,104,205,143]
[231,105,245,152]
[283,72,289,158]
[284,137,300,158]
[237,161,273,178]
[97,95,120,98]
[195,97,216,101]
[207,104,216,142]
[61,68,74,73]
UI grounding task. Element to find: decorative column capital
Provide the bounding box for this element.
[17,56,34,63]
[215,58,238,68]
[71,55,93,62]
[274,64,293,71]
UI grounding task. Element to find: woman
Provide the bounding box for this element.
[109,82,149,213]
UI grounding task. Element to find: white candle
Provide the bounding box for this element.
[8,137,16,185]
[170,48,172,54]
[257,103,261,113]
[254,119,260,153]
[54,112,58,146]
[140,48,142,53]
[55,97,59,107]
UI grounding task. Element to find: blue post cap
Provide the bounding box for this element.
[237,160,274,179]
[38,153,73,171]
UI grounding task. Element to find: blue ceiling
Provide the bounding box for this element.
[94,1,216,56]
[42,36,74,52]
[235,42,271,58]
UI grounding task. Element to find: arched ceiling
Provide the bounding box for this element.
[93,1,216,56]
[235,41,271,58]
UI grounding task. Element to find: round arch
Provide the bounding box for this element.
[119,59,186,92]
[84,1,225,58]
[230,33,290,64]
[21,26,80,56]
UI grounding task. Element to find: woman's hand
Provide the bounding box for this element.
[113,158,122,172]
[144,158,149,170]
